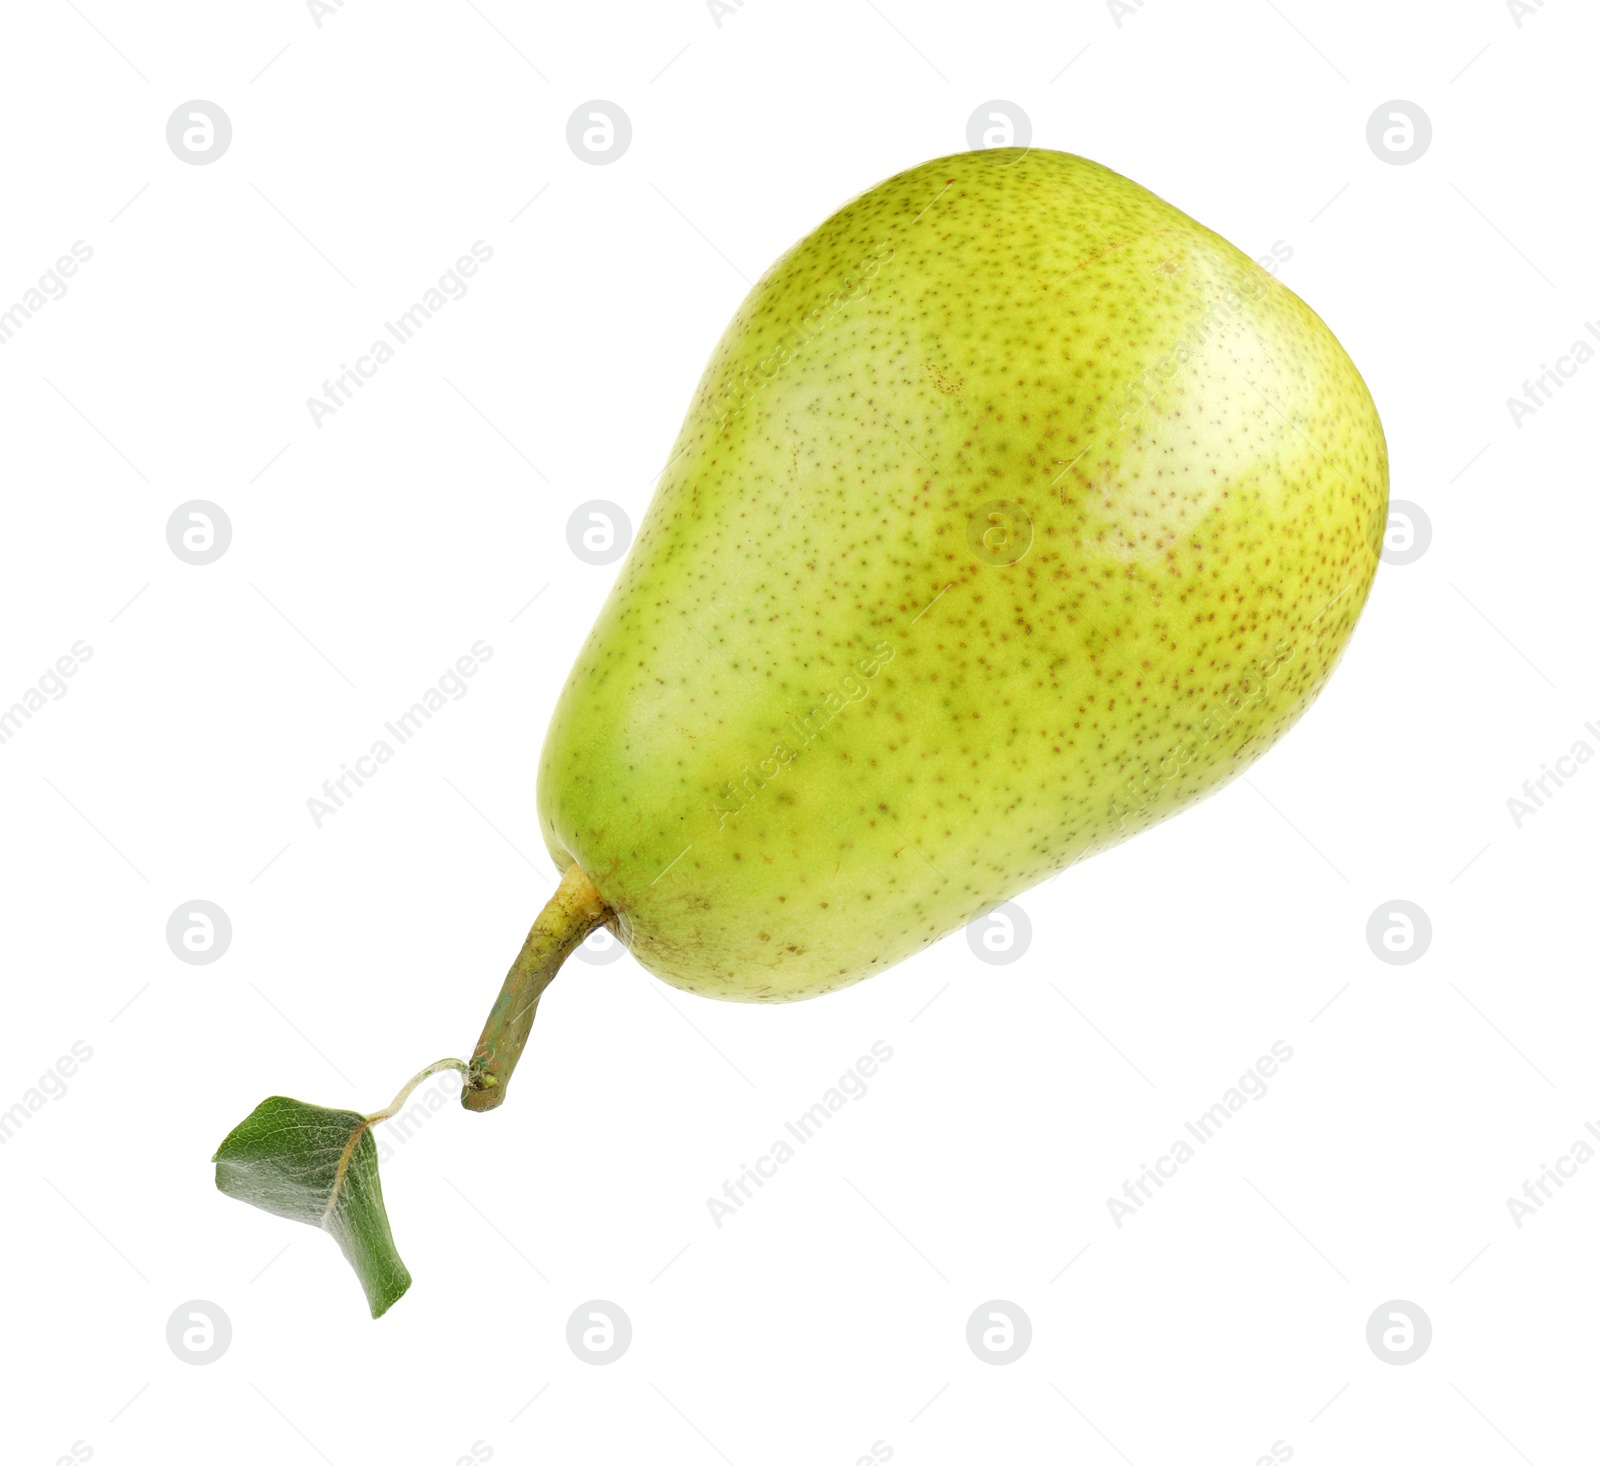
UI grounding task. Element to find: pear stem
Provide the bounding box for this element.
[461,863,610,1112]
[365,1058,469,1123]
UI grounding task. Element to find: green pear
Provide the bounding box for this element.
[465,148,1386,1108]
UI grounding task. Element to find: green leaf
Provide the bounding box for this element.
[213,1096,411,1318]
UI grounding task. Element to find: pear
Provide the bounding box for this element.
[465,148,1385,1108]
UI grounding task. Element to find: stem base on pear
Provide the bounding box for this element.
[462,862,609,1112]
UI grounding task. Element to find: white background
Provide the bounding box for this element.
[2,1,1595,1462]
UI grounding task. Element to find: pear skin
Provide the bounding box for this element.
[537,148,1387,1002]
